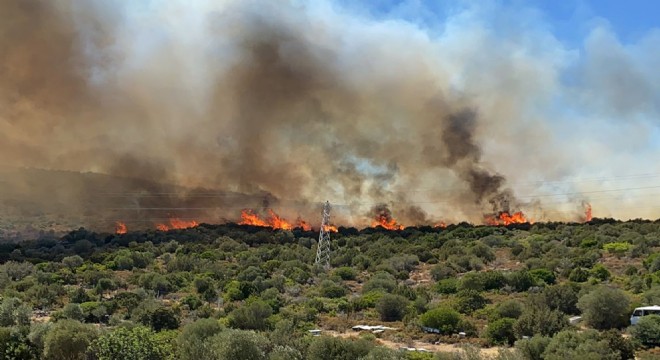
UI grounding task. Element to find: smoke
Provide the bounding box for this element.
[0,0,658,230]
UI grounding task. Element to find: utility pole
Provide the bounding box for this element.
[315,201,331,269]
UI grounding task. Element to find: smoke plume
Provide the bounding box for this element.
[0,0,658,230]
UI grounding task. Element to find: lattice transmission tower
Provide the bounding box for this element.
[315,201,332,269]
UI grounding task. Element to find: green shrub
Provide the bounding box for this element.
[515,335,551,360]
[375,294,409,322]
[631,314,660,347]
[430,265,456,281]
[603,242,631,257]
[228,300,272,331]
[333,267,357,281]
[495,299,524,319]
[577,286,630,330]
[485,318,516,345]
[568,268,589,282]
[590,264,611,281]
[454,290,487,314]
[419,307,461,335]
[436,278,458,294]
[529,268,556,285]
[542,329,620,360]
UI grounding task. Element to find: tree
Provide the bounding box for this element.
[149,307,180,331]
[376,294,409,321]
[177,318,224,360]
[631,314,660,347]
[61,303,85,322]
[0,326,38,359]
[542,330,620,360]
[62,255,84,270]
[486,318,516,345]
[43,320,98,360]
[307,336,373,360]
[577,286,630,329]
[91,326,169,360]
[454,290,487,314]
[515,335,551,360]
[228,300,272,331]
[495,299,524,319]
[543,284,579,315]
[513,305,567,337]
[208,329,270,360]
[419,307,461,335]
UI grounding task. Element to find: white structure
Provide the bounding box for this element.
[630,305,660,325]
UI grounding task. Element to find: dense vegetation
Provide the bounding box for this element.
[1,219,660,359]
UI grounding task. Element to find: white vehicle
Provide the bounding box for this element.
[630,305,660,325]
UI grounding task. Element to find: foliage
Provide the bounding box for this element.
[228,300,272,331]
[208,329,270,360]
[485,318,516,345]
[43,320,97,360]
[90,326,170,360]
[577,286,630,329]
[631,314,660,347]
[375,294,409,321]
[177,318,224,360]
[542,329,621,360]
[419,307,461,335]
[454,290,487,314]
[307,336,374,360]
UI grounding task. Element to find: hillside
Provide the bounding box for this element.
[1,220,660,359]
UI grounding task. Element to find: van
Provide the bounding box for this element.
[630,305,660,325]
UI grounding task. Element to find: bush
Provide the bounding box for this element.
[577,286,630,329]
[43,320,98,360]
[208,329,270,360]
[507,271,535,292]
[177,318,224,360]
[590,264,611,281]
[485,318,516,345]
[307,336,374,360]
[319,280,347,298]
[419,307,461,335]
[228,300,272,331]
[603,242,631,257]
[436,278,458,294]
[529,268,556,285]
[334,267,357,281]
[90,326,170,360]
[513,306,567,337]
[495,299,524,320]
[601,329,635,360]
[543,284,579,315]
[542,329,621,360]
[568,268,589,282]
[454,290,487,314]
[430,265,456,281]
[631,314,660,347]
[515,335,551,360]
[376,294,409,322]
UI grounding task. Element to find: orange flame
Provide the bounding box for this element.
[434,221,447,229]
[584,203,592,222]
[115,221,127,234]
[323,224,338,233]
[372,215,404,230]
[239,209,302,230]
[485,211,529,226]
[267,209,293,230]
[156,218,199,231]
[296,217,312,231]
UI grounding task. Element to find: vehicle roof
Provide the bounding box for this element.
[634,306,660,310]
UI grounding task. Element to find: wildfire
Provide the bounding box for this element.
[485,211,529,226]
[372,214,404,230]
[322,224,338,233]
[239,209,305,230]
[584,203,592,222]
[156,218,199,231]
[115,221,127,234]
[434,221,447,229]
[296,217,312,231]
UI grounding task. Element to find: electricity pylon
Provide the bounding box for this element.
[315,201,331,269]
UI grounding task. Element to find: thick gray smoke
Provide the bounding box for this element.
[0,0,658,230]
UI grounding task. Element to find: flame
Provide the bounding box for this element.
[322,224,338,233]
[239,209,301,230]
[267,209,293,230]
[115,221,127,234]
[296,217,312,231]
[584,203,592,222]
[434,221,447,229]
[372,214,404,230]
[485,211,529,226]
[156,218,199,231]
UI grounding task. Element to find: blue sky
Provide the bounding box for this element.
[345,0,660,44]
